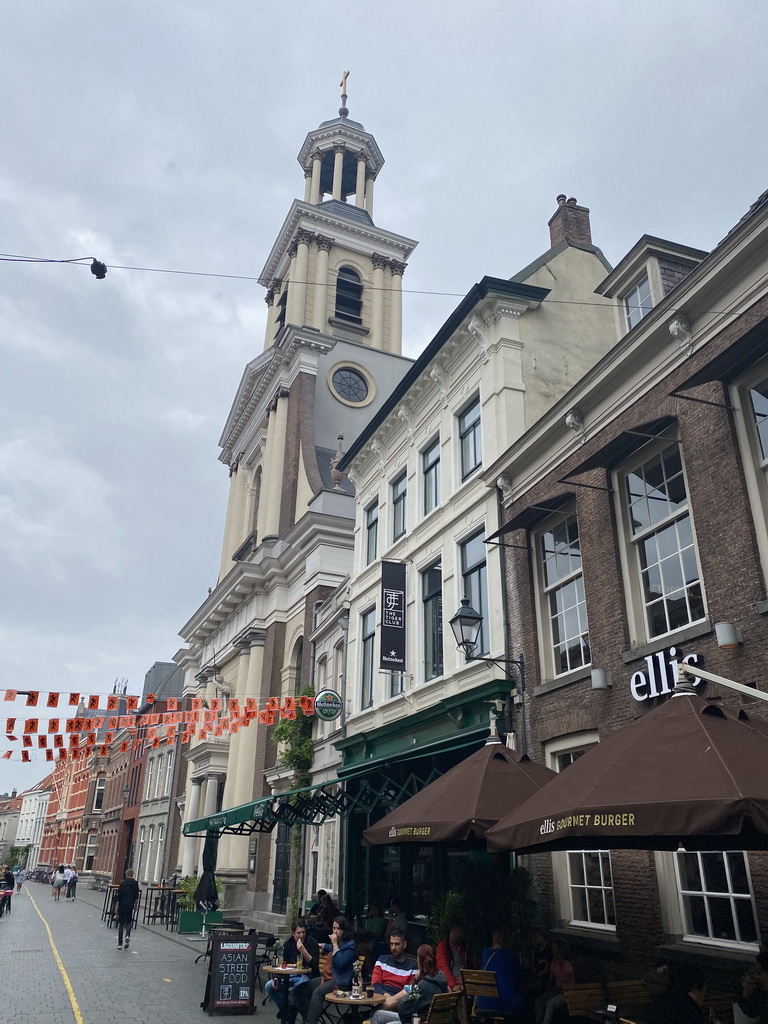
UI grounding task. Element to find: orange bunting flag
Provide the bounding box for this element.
[147,727,158,739]
[147,713,160,726]
[37,735,47,748]
[69,735,79,748]
[146,693,156,705]
[25,691,40,706]
[107,717,118,730]
[120,741,129,753]
[48,719,59,733]
[73,717,86,733]
[181,731,193,743]
[22,735,32,748]
[213,726,223,736]
[282,696,296,712]
[166,697,178,711]
[118,716,136,728]
[88,695,100,710]
[1,751,11,759]
[280,707,297,720]
[266,697,279,711]
[299,695,315,715]
[45,749,54,761]
[104,732,114,745]
[4,690,17,702]
[133,738,142,750]
[53,735,64,748]
[47,692,60,708]
[126,696,138,710]
[107,695,120,711]
[244,710,257,722]
[69,693,80,705]
[245,698,257,712]
[65,719,76,733]
[21,750,30,762]
[191,698,203,711]
[151,737,160,749]
[72,748,82,760]
[6,736,17,742]
[23,718,38,734]
[91,717,105,729]
[219,718,230,730]
[183,711,198,724]
[58,749,67,760]
[229,698,240,714]
[84,732,96,747]
[198,731,208,740]
[5,718,15,733]
[257,710,268,724]
[99,745,109,756]
[210,698,222,712]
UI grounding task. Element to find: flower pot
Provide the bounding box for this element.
[177,909,223,933]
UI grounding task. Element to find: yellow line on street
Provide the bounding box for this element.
[26,889,86,1024]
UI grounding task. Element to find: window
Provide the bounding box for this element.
[539,514,590,675]
[84,832,98,872]
[294,639,304,695]
[624,274,652,330]
[623,442,705,639]
[164,751,175,797]
[389,672,405,698]
[252,467,262,536]
[335,267,363,323]
[422,439,440,515]
[146,825,156,884]
[365,501,379,565]
[460,530,489,655]
[422,561,443,681]
[360,608,376,709]
[748,377,768,466]
[332,366,369,404]
[145,758,155,800]
[459,396,482,478]
[675,850,758,948]
[93,777,106,811]
[567,851,616,929]
[137,825,146,879]
[155,824,165,883]
[392,472,407,541]
[155,756,165,799]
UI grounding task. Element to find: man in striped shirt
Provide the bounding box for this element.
[371,931,417,997]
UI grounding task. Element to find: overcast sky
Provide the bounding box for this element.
[2,0,767,794]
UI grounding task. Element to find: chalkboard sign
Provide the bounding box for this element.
[203,934,256,1015]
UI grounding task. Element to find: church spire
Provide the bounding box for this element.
[339,70,350,119]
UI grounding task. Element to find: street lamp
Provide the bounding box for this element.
[449,598,527,753]
[122,785,130,802]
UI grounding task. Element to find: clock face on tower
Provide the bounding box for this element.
[330,365,373,406]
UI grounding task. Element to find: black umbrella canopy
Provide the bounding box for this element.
[363,737,556,845]
[193,830,219,910]
[486,690,768,854]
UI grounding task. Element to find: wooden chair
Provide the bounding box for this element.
[425,992,462,1024]
[460,969,520,1023]
[562,982,606,1018]
[605,979,651,1017]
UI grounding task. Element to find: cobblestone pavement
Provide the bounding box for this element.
[0,881,262,1024]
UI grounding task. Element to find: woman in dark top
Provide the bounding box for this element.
[479,929,525,1016]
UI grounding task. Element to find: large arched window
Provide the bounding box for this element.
[335,267,363,324]
[294,639,304,695]
[252,467,262,536]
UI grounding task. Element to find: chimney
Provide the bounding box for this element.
[11,788,16,799]
[548,194,592,248]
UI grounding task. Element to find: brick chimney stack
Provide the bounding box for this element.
[548,194,592,248]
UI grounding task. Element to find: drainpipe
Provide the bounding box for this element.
[496,486,527,756]
[337,613,350,907]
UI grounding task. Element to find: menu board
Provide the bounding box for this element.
[204,934,256,1015]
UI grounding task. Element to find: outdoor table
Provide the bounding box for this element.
[102,883,141,930]
[164,888,185,931]
[143,884,176,925]
[325,990,385,1024]
[263,965,313,1021]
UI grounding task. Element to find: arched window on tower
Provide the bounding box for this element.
[252,467,262,539]
[294,639,304,695]
[335,267,363,324]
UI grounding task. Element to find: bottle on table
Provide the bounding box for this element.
[411,983,420,1024]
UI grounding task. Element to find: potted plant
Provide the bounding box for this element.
[176,875,227,933]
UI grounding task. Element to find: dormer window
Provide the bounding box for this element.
[624,274,653,331]
[335,267,363,324]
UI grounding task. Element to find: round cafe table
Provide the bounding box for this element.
[325,990,385,1024]
[263,965,313,1022]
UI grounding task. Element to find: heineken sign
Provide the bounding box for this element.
[380,561,406,672]
[314,689,343,721]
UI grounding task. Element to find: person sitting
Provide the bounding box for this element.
[307,889,327,922]
[384,898,409,944]
[527,928,552,996]
[436,920,467,992]
[366,902,387,939]
[648,964,721,1024]
[372,929,418,999]
[534,938,573,1024]
[478,928,526,1019]
[737,951,768,1023]
[295,916,357,1024]
[265,919,319,1022]
[307,893,338,943]
[371,943,447,1024]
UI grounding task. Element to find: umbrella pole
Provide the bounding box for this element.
[679,663,768,703]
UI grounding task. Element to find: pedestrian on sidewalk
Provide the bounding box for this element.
[66,866,78,900]
[115,868,140,950]
[0,865,14,917]
[51,865,66,901]
[14,868,25,894]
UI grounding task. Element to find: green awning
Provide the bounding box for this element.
[183,779,348,836]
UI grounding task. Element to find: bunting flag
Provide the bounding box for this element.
[166,698,178,711]
[25,691,40,706]
[1,751,11,758]
[88,695,100,710]
[4,690,17,701]
[47,692,59,708]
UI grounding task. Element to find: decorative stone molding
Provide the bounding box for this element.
[330,434,346,490]
[467,314,491,364]
[332,142,346,154]
[397,402,416,443]
[496,475,515,505]
[389,259,407,277]
[371,252,390,271]
[429,362,450,408]
[565,407,586,444]
[346,464,360,489]
[310,148,324,163]
[265,289,274,306]
[287,239,299,259]
[296,228,315,247]
[370,437,386,472]
[669,314,693,357]
[315,234,334,252]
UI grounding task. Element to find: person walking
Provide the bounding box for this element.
[115,868,140,950]
[66,866,78,901]
[51,865,67,901]
[0,866,14,917]
[14,868,25,895]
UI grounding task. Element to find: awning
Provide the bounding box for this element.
[672,320,768,392]
[487,492,574,540]
[183,779,350,836]
[560,416,676,478]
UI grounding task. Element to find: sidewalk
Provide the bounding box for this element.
[4,881,234,1024]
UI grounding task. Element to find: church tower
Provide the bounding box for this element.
[177,83,417,917]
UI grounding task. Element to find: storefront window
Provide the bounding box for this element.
[676,850,759,947]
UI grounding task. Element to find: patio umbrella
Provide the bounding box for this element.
[193,830,219,911]
[486,689,768,854]
[363,735,556,844]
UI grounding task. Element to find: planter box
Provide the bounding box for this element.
[177,909,223,934]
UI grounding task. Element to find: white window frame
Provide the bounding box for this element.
[616,439,706,644]
[422,560,444,682]
[391,471,407,541]
[673,849,760,951]
[84,832,98,871]
[145,758,155,800]
[155,824,165,883]
[623,273,653,331]
[360,607,376,710]
[365,500,379,566]
[544,733,616,933]
[459,528,489,656]
[534,511,590,679]
[732,363,768,592]
[422,437,441,516]
[93,777,106,812]
[458,394,482,480]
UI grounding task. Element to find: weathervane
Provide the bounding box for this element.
[339,70,350,118]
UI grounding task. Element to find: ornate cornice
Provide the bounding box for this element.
[467,314,491,364]
[389,259,407,277]
[371,252,390,271]
[315,234,334,252]
[396,402,416,444]
[287,239,299,259]
[429,362,450,408]
[296,228,315,247]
